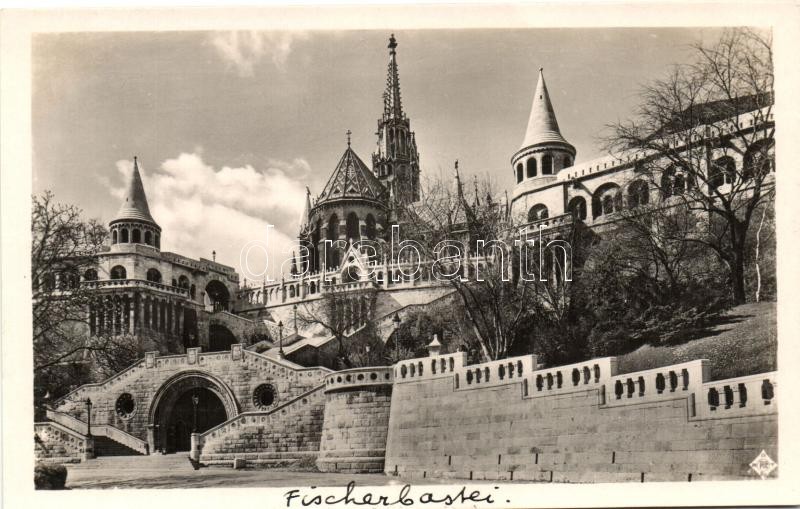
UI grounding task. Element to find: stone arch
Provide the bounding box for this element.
[132,228,141,243]
[526,158,537,178]
[110,265,127,280]
[121,228,129,243]
[145,231,153,245]
[542,154,554,175]
[710,155,736,189]
[365,214,377,240]
[527,203,549,222]
[147,268,162,283]
[205,280,230,312]
[327,213,339,241]
[208,323,236,351]
[568,196,587,221]
[627,180,649,208]
[592,182,621,218]
[743,138,775,180]
[515,163,523,183]
[346,212,360,241]
[148,370,238,453]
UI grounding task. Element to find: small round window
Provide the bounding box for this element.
[252,384,277,410]
[115,393,136,419]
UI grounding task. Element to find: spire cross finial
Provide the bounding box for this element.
[346,129,352,147]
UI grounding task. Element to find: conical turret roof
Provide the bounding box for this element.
[112,157,158,225]
[520,69,572,150]
[316,145,386,206]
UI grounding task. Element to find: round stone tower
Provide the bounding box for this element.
[316,367,394,473]
[109,156,162,250]
[510,69,576,220]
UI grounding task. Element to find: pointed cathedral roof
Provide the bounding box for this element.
[520,68,572,150]
[300,186,312,230]
[316,144,386,206]
[112,156,158,226]
[383,34,404,120]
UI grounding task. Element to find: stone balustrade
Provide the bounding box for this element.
[602,359,709,407]
[324,366,393,393]
[82,278,190,297]
[527,357,617,398]
[695,371,777,420]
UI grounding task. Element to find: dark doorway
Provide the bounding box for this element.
[205,280,230,312]
[208,323,236,352]
[165,387,227,452]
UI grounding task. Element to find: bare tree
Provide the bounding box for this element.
[32,192,108,373]
[397,173,582,361]
[605,28,774,304]
[296,285,379,369]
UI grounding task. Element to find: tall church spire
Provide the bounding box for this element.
[384,34,403,120]
[520,68,571,150]
[373,34,420,203]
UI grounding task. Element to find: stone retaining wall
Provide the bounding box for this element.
[385,352,778,482]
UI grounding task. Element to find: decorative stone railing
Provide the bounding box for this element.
[242,349,332,384]
[44,408,149,455]
[694,371,777,420]
[455,354,539,392]
[526,357,618,398]
[34,421,90,460]
[520,212,574,233]
[53,344,330,410]
[393,352,467,383]
[92,424,149,455]
[191,383,326,461]
[601,359,709,407]
[82,278,190,297]
[324,366,393,392]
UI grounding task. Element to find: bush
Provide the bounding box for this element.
[34,463,67,490]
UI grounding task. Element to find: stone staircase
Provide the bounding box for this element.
[93,436,144,457]
[70,452,195,471]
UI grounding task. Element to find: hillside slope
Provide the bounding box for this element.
[617,302,777,380]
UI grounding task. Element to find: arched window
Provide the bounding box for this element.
[710,156,736,189]
[515,163,523,183]
[190,284,196,300]
[112,230,118,244]
[146,268,162,283]
[171,278,178,287]
[43,273,56,291]
[592,183,621,218]
[627,180,649,208]
[121,228,129,243]
[132,228,141,243]
[526,158,537,178]
[178,275,190,289]
[567,196,587,221]
[527,204,549,222]
[563,156,572,168]
[110,265,127,280]
[365,214,377,240]
[346,212,359,242]
[144,231,152,245]
[155,234,160,249]
[83,268,98,281]
[542,154,553,175]
[327,214,339,241]
[743,139,775,181]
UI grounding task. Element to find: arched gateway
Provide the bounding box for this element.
[148,371,238,453]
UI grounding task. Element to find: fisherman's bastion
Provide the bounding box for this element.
[34,34,777,483]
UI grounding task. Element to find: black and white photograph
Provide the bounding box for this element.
[2,4,799,508]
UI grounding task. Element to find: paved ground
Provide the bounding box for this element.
[65,454,454,489]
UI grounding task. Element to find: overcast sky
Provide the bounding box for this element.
[32,28,724,277]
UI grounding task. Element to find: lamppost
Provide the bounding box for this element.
[84,397,93,437]
[293,303,298,333]
[278,320,284,358]
[392,313,401,362]
[191,393,199,433]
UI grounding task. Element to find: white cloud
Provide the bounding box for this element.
[109,152,309,282]
[209,31,308,77]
